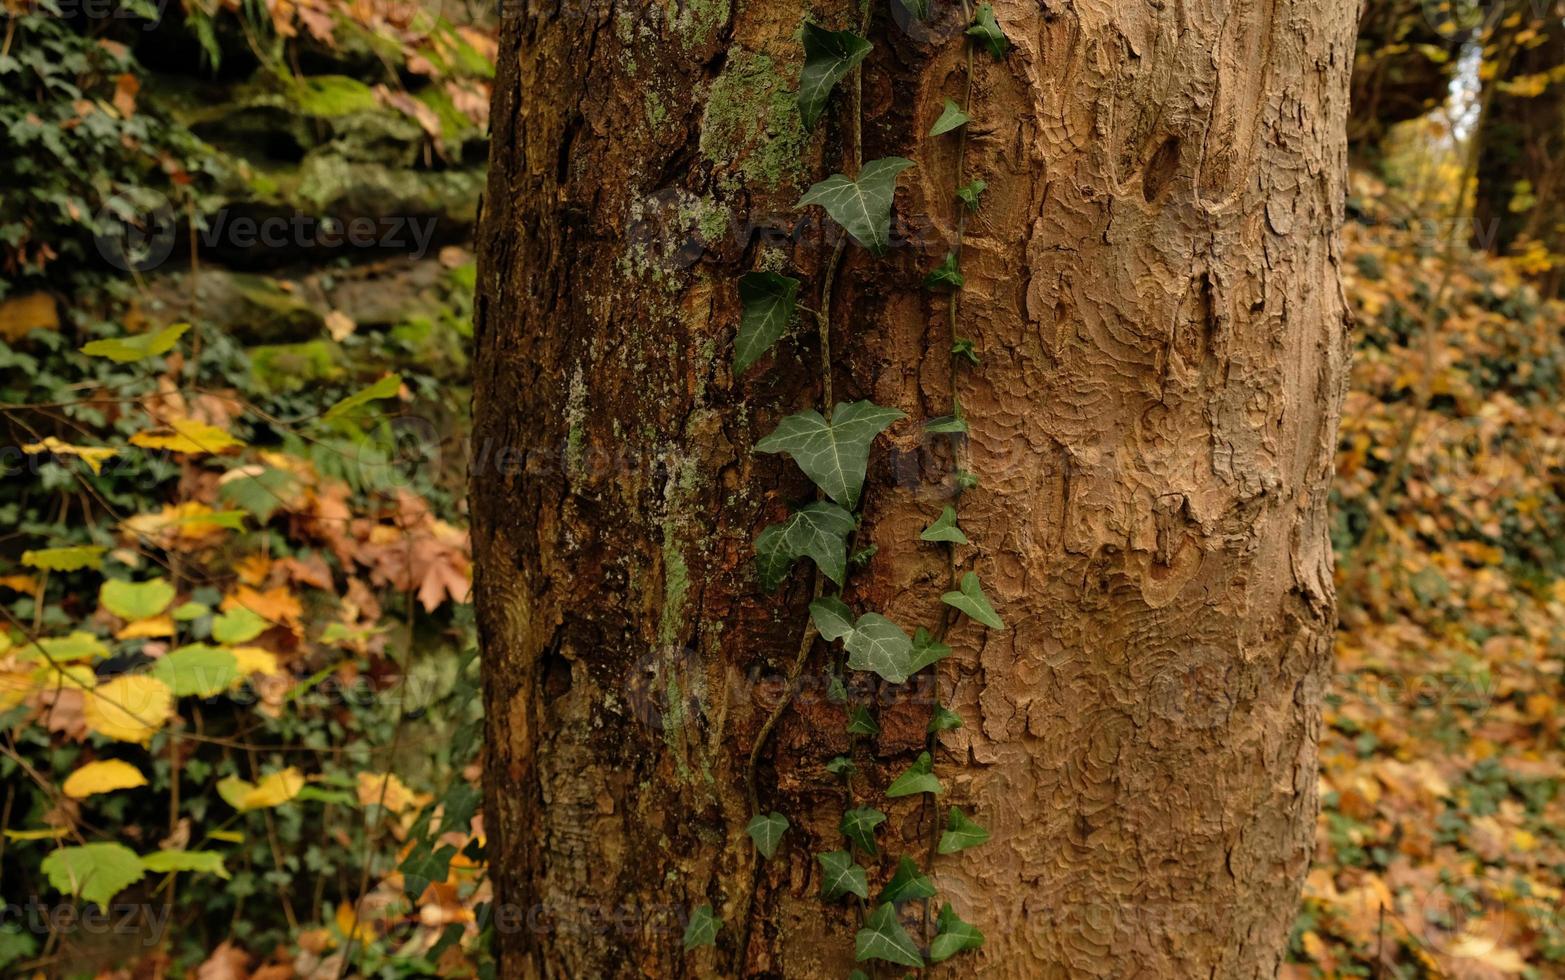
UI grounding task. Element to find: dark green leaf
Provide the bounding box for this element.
[799,157,914,254]
[956,179,987,210]
[682,904,721,950]
[938,807,991,854]
[839,806,885,854]
[855,902,924,967]
[841,612,915,684]
[755,501,857,590]
[951,336,981,363]
[825,754,855,775]
[920,506,968,544]
[734,271,801,373]
[908,628,952,673]
[966,3,1008,57]
[886,750,943,797]
[929,902,985,962]
[941,571,1004,629]
[929,98,971,135]
[755,400,904,507]
[747,811,790,859]
[818,850,869,900]
[810,596,856,641]
[846,705,880,735]
[879,855,936,904]
[924,252,965,290]
[895,0,930,19]
[797,24,873,130]
[927,705,964,732]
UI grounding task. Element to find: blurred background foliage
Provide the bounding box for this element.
[0,0,1562,976]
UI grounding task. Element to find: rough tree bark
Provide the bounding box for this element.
[473,0,1353,976]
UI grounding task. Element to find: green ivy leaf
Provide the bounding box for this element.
[755,400,904,507]
[927,705,964,732]
[951,336,981,363]
[322,373,402,422]
[841,612,915,684]
[211,605,268,644]
[966,3,1008,58]
[436,783,482,835]
[825,754,855,775]
[886,750,943,797]
[747,811,790,859]
[755,501,857,590]
[955,470,979,491]
[734,271,801,373]
[827,675,849,702]
[809,596,855,641]
[929,98,970,136]
[920,506,968,544]
[817,850,869,901]
[941,571,1004,629]
[80,322,190,363]
[846,704,880,735]
[100,578,175,621]
[799,157,914,254]
[879,855,936,904]
[956,179,987,210]
[855,902,925,968]
[925,405,969,434]
[140,849,230,879]
[41,843,146,907]
[908,628,952,673]
[151,644,239,697]
[400,841,458,900]
[797,23,872,130]
[929,902,985,962]
[840,806,885,854]
[895,0,930,19]
[924,252,965,290]
[938,807,991,854]
[682,904,721,950]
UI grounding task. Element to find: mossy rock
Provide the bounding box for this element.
[248,339,345,392]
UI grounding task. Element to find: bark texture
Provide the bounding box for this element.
[473,0,1353,976]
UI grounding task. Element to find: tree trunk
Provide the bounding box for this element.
[1348,0,1465,157]
[473,0,1353,976]
[1472,0,1565,285]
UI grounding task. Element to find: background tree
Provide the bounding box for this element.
[1472,0,1565,284]
[1350,0,1468,156]
[473,0,1353,976]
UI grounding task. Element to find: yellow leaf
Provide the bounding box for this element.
[130,418,245,456]
[335,901,370,943]
[220,767,305,812]
[0,575,39,593]
[116,614,175,640]
[22,437,118,475]
[63,759,148,799]
[85,674,174,744]
[0,672,33,711]
[3,826,70,840]
[356,771,420,813]
[21,545,105,571]
[247,768,305,809]
[231,646,279,676]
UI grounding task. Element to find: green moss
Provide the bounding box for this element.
[248,340,343,392]
[643,89,668,129]
[292,75,378,118]
[678,0,730,49]
[699,49,808,189]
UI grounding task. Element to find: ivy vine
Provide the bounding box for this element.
[713,0,1010,971]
